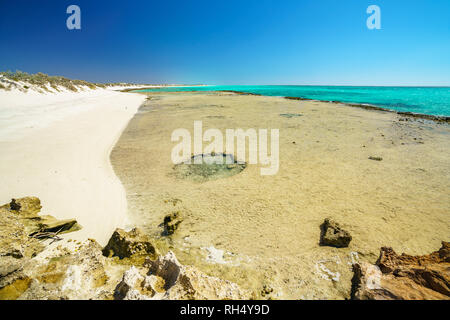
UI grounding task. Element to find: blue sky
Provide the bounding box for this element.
[1,0,449,85]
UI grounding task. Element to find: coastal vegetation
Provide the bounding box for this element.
[0,70,149,92]
[0,71,101,92]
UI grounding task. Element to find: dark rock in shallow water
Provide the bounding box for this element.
[163,211,183,236]
[319,218,352,248]
[172,153,246,182]
[284,96,310,101]
[102,228,158,259]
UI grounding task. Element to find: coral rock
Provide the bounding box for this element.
[102,228,158,259]
[351,242,450,300]
[144,251,250,300]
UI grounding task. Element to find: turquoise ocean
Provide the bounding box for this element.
[137,86,450,117]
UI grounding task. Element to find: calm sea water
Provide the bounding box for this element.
[137,85,450,117]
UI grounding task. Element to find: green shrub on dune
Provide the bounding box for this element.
[0,71,104,92]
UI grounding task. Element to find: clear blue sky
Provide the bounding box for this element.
[1,0,449,85]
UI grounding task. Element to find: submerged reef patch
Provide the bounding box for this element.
[172,153,246,182]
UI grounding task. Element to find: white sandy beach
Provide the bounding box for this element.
[0,87,146,245]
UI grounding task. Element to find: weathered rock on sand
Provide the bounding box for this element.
[1,197,81,236]
[18,239,110,300]
[319,218,352,248]
[30,218,79,236]
[351,242,450,300]
[0,197,79,262]
[114,265,167,300]
[102,227,158,260]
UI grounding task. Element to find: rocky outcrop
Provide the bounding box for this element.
[114,266,165,300]
[319,218,352,248]
[5,197,42,217]
[114,251,250,300]
[351,242,450,300]
[18,239,111,300]
[1,197,250,300]
[102,228,159,259]
[0,197,82,297]
[9,199,21,211]
[0,197,81,238]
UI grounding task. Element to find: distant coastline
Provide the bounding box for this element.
[133,86,450,123]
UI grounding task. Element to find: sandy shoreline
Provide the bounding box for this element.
[0,88,146,245]
[111,91,449,299]
[1,87,448,299]
[130,89,450,123]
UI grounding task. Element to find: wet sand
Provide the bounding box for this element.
[111,91,450,299]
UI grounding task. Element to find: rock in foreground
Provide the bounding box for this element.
[114,251,250,300]
[102,228,159,259]
[351,242,450,300]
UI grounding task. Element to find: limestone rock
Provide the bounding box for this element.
[114,266,164,300]
[163,211,182,236]
[17,239,111,300]
[319,218,352,248]
[0,196,80,238]
[102,228,158,259]
[144,251,250,300]
[1,198,250,300]
[0,197,85,299]
[0,198,45,292]
[351,242,450,300]
[114,266,149,300]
